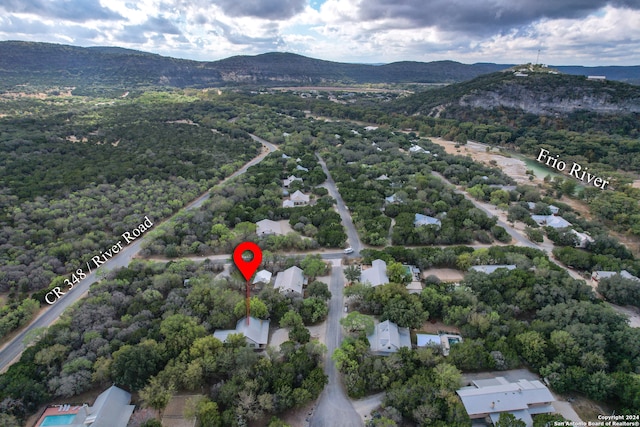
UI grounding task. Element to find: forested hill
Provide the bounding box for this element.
[0,41,509,89]
[393,68,640,117]
[1,41,639,92]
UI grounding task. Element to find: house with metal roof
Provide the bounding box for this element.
[213,316,270,349]
[531,215,571,228]
[283,190,310,208]
[414,213,442,228]
[283,175,303,188]
[36,385,135,427]
[570,229,594,248]
[360,259,389,287]
[591,270,640,283]
[457,377,555,427]
[367,320,411,355]
[256,219,286,236]
[274,265,305,295]
[469,265,517,274]
[253,269,273,285]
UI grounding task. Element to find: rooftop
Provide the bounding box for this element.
[361,259,389,287]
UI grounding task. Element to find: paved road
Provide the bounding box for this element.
[316,154,363,257]
[310,266,363,427]
[0,135,277,373]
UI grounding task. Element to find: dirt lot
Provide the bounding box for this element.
[569,395,611,423]
[416,320,460,335]
[422,268,464,283]
[161,395,199,427]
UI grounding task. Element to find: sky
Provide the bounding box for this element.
[1,0,639,66]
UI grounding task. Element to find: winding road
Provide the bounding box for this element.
[0,134,278,373]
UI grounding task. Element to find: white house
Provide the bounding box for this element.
[570,230,594,248]
[283,190,310,208]
[274,266,305,295]
[385,193,403,204]
[39,385,135,427]
[409,144,430,154]
[414,213,442,228]
[531,215,572,229]
[283,175,303,188]
[256,219,285,236]
[457,378,555,427]
[296,165,309,172]
[591,270,640,283]
[367,320,411,355]
[213,317,270,349]
[361,259,389,287]
[253,269,273,285]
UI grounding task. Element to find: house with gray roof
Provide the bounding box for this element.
[457,377,555,427]
[213,316,270,349]
[53,385,135,427]
[470,265,517,274]
[256,219,285,236]
[283,190,310,208]
[274,265,305,295]
[531,215,571,228]
[283,175,303,188]
[367,320,411,355]
[360,259,389,287]
[414,213,442,228]
[591,270,640,283]
[253,269,272,286]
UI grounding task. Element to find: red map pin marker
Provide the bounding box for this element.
[233,242,262,281]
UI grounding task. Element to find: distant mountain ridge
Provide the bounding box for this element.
[0,41,639,91]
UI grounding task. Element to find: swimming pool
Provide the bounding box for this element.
[40,414,77,426]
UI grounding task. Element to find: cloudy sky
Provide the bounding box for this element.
[1,0,639,65]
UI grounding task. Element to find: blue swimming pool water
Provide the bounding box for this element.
[40,414,77,426]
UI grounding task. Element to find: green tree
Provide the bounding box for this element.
[111,340,165,390]
[307,281,331,301]
[185,396,222,427]
[344,265,361,282]
[340,311,375,335]
[387,261,412,284]
[233,297,269,319]
[160,314,206,358]
[140,377,174,419]
[301,255,328,279]
[516,331,548,369]
[495,412,526,427]
[525,227,544,243]
[300,297,329,324]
